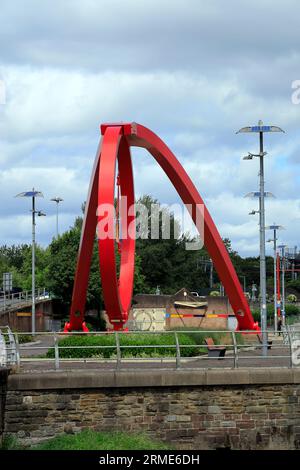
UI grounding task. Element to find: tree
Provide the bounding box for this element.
[135,195,209,293]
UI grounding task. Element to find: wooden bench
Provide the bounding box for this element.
[204,337,226,358]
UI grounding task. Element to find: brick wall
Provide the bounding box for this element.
[0,368,10,446]
[3,369,300,449]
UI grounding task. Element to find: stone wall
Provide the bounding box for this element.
[3,369,300,450]
[0,368,10,445]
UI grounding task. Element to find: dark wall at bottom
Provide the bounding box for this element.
[4,378,300,450]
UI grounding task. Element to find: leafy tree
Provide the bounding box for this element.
[135,195,209,294]
[46,213,146,312]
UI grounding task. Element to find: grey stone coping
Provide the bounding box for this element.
[7,368,300,391]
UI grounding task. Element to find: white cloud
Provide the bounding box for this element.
[0,1,299,257]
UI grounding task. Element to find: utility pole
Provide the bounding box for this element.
[237,121,284,356]
[209,259,213,289]
[50,197,63,237]
[266,224,284,332]
[32,194,36,334]
[15,189,45,335]
[198,257,213,288]
[278,244,287,326]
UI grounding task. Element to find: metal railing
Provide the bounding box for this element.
[0,326,19,366]
[0,288,49,312]
[0,327,300,371]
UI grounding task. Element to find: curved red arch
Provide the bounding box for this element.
[97,127,135,329]
[65,122,258,332]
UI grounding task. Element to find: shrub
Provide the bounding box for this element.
[209,291,220,297]
[16,333,35,344]
[251,303,300,323]
[287,294,297,303]
[46,332,202,359]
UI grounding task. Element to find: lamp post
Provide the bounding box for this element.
[50,197,63,237]
[15,189,45,335]
[278,244,287,326]
[266,224,284,332]
[238,120,284,356]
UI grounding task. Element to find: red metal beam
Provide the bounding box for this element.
[66,122,258,332]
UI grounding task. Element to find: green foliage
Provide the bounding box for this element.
[46,223,82,306]
[0,244,50,291]
[16,333,35,344]
[135,195,209,294]
[1,430,169,451]
[209,290,220,297]
[46,332,202,359]
[251,304,300,322]
[287,294,297,303]
[287,278,300,293]
[31,429,170,450]
[285,304,300,316]
[0,434,24,450]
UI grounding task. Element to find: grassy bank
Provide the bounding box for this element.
[2,430,170,450]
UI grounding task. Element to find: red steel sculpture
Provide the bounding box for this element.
[64,122,259,333]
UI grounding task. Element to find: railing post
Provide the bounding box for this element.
[231,331,238,369]
[286,326,294,369]
[14,332,21,372]
[174,332,181,369]
[54,333,60,370]
[115,331,121,369]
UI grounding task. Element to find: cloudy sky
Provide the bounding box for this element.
[0,0,299,256]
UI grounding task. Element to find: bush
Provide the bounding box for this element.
[251,303,300,323]
[16,333,35,344]
[209,291,220,297]
[287,279,300,293]
[287,294,297,303]
[46,332,202,359]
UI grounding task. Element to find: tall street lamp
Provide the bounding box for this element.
[266,224,284,332]
[15,189,45,335]
[50,197,63,237]
[278,244,287,326]
[238,120,284,356]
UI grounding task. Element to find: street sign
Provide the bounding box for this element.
[3,272,12,292]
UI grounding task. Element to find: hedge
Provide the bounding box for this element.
[46,332,203,359]
[251,304,300,322]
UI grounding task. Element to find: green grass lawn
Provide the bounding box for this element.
[2,430,170,450]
